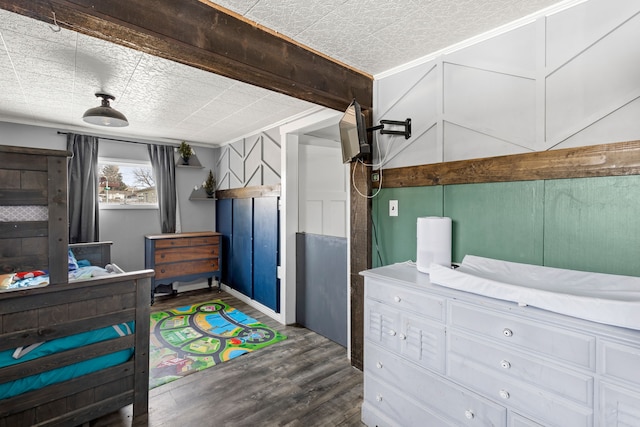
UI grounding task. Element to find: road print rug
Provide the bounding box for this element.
[149,299,286,389]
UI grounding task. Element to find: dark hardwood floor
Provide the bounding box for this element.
[91,288,365,427]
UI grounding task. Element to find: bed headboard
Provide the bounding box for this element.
[0,145,70,284]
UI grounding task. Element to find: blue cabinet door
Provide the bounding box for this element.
[231,198,253,298]
[216,198,233,288]
[253,197,279,311]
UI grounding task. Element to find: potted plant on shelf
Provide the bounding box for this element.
[203,169,216,198]
[178,141,194,165]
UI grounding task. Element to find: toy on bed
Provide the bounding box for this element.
[0,145,154,426]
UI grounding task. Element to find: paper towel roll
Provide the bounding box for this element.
[416,216,452,274]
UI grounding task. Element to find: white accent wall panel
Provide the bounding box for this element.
[216,128,281,190]
[374,0,640,168]
[374,61,439,169]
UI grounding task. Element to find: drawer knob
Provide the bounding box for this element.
[388,329,397,336]
[399,333,406,340]
[376,394,383,402]
[464,410,475,420]
[502,328,513,337]
[500,360,511,369]
[160,269,165,273]
[393,296,401,303]
[499,390,510,400]
[376,361,383,369]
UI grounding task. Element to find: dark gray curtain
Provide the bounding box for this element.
[148,144,177,233]
[67,133,100,243]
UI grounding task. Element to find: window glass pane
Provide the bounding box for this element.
[98,161,157,206]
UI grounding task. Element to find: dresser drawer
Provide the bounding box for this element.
[598,339,640,385]
[154,235,219,249]
[449,301,595,370]
[366,343,506,426]
[364,375,455,427]
[449,331,593,405]
[154,245,219,264]
[155,258,218,279]
[366,278,444,322]
[449,353,593,427]
[598,381,640,426]
[509,413,545,427]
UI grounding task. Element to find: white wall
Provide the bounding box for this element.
[373,0,640,169]
[0,121,217,271]
[298,137,349,238]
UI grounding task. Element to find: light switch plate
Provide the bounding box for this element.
[389,200,398,216]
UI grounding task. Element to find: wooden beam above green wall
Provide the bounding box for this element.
[378,140,640,188]
[0,0,373,112]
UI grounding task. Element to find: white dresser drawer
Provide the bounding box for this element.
[366,278,445,321]
[449,331,593,405]
[363,375,455,427]
[449,353,593,427]
[509,413,545,427]
[366,343,506,426]
[598,381,640,426]
[598,339,640,385]
[449,301,596,370]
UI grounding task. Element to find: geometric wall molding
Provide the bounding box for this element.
[215,128,281,190]
[375,0,640,169]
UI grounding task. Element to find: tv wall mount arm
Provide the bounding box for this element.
[367,118,411,139]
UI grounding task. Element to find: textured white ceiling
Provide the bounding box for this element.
[213,0,563,75]
[0,1,565,147]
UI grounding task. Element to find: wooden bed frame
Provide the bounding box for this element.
[0,145,154,426]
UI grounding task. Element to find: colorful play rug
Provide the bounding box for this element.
[149,300,287,389]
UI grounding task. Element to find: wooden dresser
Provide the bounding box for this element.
[361,263,640,427]
[144,231,221,302]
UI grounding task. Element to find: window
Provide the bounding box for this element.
[98,159,157,209]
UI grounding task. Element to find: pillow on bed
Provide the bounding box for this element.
[68,249,79,271]
[0,274,15,290]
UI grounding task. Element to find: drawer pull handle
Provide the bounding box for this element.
[388,330,397,336]
[499,390,510,400]
[393,296,401,303]
[502,328,513,337]
[464,410,475,420]
[376,362,383,369]
[399,333,406,340]
[376,394,383,402]
[500,360,511,369]
[160,269,165,273]
[160,254,165,258]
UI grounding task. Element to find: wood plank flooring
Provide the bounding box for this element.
[91,288,365,427]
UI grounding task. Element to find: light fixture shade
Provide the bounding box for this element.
[83,93,129,127]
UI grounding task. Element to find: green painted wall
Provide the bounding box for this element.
[372,175,640,276]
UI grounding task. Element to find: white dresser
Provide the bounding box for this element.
[361,263,640,427]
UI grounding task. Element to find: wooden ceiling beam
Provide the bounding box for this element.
[0,0,373,112]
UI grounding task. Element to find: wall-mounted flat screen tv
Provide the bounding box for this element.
[339,99,370,163]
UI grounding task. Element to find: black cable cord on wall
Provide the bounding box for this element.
[371,208,384,266]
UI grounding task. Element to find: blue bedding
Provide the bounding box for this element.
[0,322,135,400]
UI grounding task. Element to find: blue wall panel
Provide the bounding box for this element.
[216,198,233,287]
[232,198,253,297]
[253,197,279,311]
